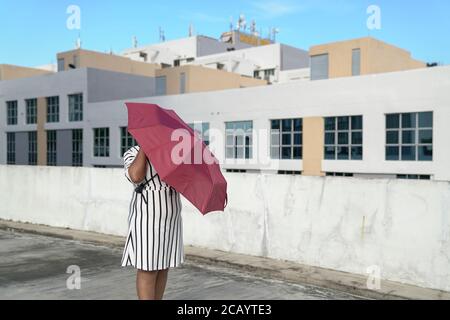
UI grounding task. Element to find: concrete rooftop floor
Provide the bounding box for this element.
[0,229,364,300]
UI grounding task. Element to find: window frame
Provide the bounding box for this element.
[324,115,363,161]
[225,121,253,160]
[385,112,433,162]
[270,118,303,160]
[93,127,110,157]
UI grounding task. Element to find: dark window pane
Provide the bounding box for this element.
[419,112,433,128]
[282,134,291,145]
[419,130,433,144]
[325,132,335,145]
[324,147,335,160]
[402,113,416,129]
[282,147,291,159]
[351,116,363,130]
[325,117,335,131]
[293,119,302,132]
[338,132,349,145]
[386,147,399,161]
[294,133,302,145]
[338,117,349,130]
[337,147,349,160]
[386,131,399,144]
[351,146,363,160]
[282,119,292,132]
[386,114,400,129]
[352,132,363,145]
[401,146,416,161]
[402,130,415,144]
[418,146,433,161]
[293,147,302,159]
[271,120,280,130]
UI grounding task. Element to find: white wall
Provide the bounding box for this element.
[1,165,449,292]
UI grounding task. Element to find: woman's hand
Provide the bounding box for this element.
[128,148,147,184]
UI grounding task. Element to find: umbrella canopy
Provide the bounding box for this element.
[125,102,227,214]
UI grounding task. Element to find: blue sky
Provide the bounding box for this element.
[1,0,449,67]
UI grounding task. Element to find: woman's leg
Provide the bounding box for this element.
[136,269,158,300]
[155,268,169,300]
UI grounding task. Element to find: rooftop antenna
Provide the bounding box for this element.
[159,27,165,42]
[271,27,279,42]
[189,23,195,37]
[75,32,82,49]
[229,16,233,32]
[109,46,113,55]
[238,14,246,32]
[132,35,138,48]
[250,20,257,36]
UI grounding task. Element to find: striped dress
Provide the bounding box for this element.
[121,145,184,271]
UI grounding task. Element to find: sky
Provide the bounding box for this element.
[0,0,449,67]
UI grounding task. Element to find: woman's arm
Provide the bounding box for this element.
[128,148,147,184]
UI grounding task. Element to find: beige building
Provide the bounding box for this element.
[154,64,267,96]
[0,64,53,81]
[310,37,426,80]
[56,49,160,77]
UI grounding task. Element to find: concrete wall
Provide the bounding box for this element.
[57,49,160,77]
[310,37,426,79]
[0,64,53,80]
[0,165,449,292]
[155,65,267,96]
[86,69,155,103]
[280,44,310,71]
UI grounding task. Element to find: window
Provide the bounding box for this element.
[225,121,252,159]
[253,70,261,79]
[263,69,275,81]
[385,112,433,161]
[26,98,37,124]
[47,130,57,166]
[397,174,431,180]
[47,96,59,123]
[57,58,65,71]
[120,127,137,156]
[324,116,363,160]
[72,129,83,167]
[94,128,109,157]
[278,170,302,175]
[7,101,18,125]
[155,76,167,95]
[180,73,186,94]
[352,49,361,76]
[69,93,83,122]
[7,132,15,164]
[326,172,354,177]
[270,118,302,160]
[188,122,210,146]
[174,59,181,67]
[28,131,37,165]
[311,54,329,80]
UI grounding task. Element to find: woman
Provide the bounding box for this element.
[121,144,184,300]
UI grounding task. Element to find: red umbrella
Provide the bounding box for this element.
[125,102,227,214]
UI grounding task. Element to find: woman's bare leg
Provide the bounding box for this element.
[155,269,169,300]
[136,269,158,300]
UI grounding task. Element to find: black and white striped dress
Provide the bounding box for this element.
[121,145,184,271]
